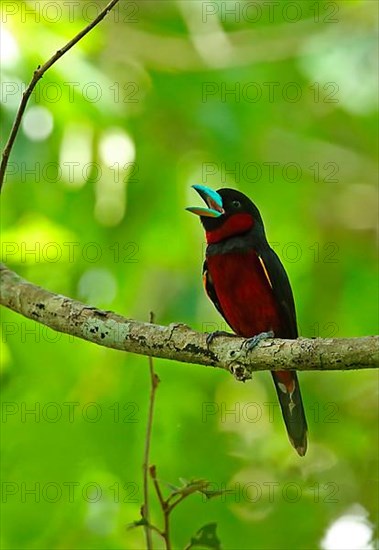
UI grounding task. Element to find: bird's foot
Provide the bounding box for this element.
[206,330,238,348]
[228,331,274,363]
[242,330,275,352]
[227,331,274,382]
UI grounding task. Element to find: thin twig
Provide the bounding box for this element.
[150,466,171,550]
[0,0,120,191]
[142,312,160,549]
[168,493,189,514]
[150,466,166,511]
[147,523,165,537]
[162,504,171,550]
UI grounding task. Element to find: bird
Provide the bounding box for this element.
[187,185,307,456]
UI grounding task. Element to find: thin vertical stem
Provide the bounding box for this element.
[142,312,160,548]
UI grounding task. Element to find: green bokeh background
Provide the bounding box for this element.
[1,1,378,549]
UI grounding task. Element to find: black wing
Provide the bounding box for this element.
[258,245,298,339]
[258,246,307,456]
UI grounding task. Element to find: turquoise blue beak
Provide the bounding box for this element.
[186,185,224,218]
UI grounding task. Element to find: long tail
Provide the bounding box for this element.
[272,370,308,456]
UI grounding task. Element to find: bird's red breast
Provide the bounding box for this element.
[206,250,282,338]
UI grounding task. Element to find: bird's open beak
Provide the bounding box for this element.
[186,185,224,218]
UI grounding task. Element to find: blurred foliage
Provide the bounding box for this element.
[0,1,378,549]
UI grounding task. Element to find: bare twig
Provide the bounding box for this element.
[150,466,171,550]
[142,312,160,549]
[0,0,120,191]
[167,493,189,514]
[1,264,378,373]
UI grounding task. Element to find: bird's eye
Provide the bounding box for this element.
[232,200,241,209]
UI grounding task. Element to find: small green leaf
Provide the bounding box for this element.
[167,478,233,503]
[127,517,148,530]
[200,488,234,500]
[178,479,210,497]
[166,478,209,499]
[165,481,181,492]
[186,523,222,549]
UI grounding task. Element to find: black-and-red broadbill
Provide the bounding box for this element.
[187,185,308,456]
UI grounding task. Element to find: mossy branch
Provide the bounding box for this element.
[1,264,378,375]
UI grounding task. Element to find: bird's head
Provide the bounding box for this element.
[186,185,264,244]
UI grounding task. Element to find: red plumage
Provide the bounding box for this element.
[206,251,281,337]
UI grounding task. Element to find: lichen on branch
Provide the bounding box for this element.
[1,264,378,374]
